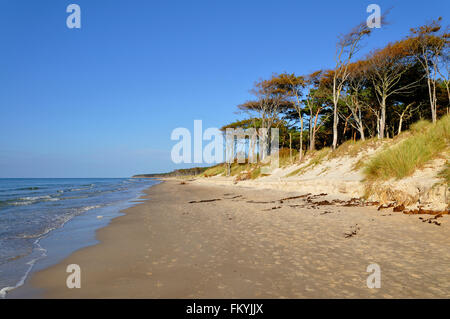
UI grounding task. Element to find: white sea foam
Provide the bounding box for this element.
[18,195,52,201]
[11,195,61,206]
[0,178,157,298]
[0,239,47,298]
[78,205,102,212]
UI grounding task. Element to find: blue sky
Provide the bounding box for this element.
[0,0,448,177]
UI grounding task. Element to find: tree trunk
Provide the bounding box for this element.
[427,75,437,123]
[358,125,365,141]
[309,110,314,151]
[289,133,292,164]
[376,116,380,139]
[299,115,303,160]
[332,101,338,149]
[343,117,348,136]
[398,116,404,136]
[379,97,386,139]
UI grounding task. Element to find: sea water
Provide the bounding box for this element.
[0,178,158,297]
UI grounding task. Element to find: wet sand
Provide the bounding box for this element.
[21,180,450,298]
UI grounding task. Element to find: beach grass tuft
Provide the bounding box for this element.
[363,114,450,181]
[286,147,331,177]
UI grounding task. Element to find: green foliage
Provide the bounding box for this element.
[363,115,450,180]
[409,119,431,134]
[133,167,208,178]
[251,167,262,179]
[202,164,225,177]
[278,148,299,167]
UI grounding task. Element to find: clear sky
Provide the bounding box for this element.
[0,0,448,177]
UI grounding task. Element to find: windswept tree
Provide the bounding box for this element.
[221,118,261,169]
[226,15,448,159]
[331,22,372,149]
[304,71,331,151]
[238,76,291,130]
[268,73,306,159]
[238,76,293,157]
[393,102,421,135]
[437,36,450,110]
[409,17,449,122]
[365,39,420,138]
[341,60,372,140]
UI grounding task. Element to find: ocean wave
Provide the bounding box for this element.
[77,205,102,213]
[0,186,41,193]
[0,178,155,298]
[18,195,52,201]
[5,195,62,207]
[7,205,101,240]
[70,187,92,192]
[10,201,34,206]
[0,240,47,298]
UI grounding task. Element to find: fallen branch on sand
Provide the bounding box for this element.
[377,203,395,210]
[246,200,277,204]
[188,199,222,203]
[226,195,243,199]
[419,214,443,226]
[279,193,312,201]
[262,206,282,211]
[403,208,449,215]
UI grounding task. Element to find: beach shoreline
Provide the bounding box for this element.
[11,179,450,298]
[4,178,159,299]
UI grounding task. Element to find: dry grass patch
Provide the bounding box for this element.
[364,115,450,181]
[285,147,331,177]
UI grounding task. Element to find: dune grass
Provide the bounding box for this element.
[285,147,331,177]
[201,116,449,182]
[277,148,300,167]
[329,138,381,159]
[201,147,296,179]
[363,115,450,181]
[202,164,225,177]
[437,161,450,184]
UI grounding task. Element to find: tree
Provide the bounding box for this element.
[409,18,448,123]
[238,76,293,158]
[394,102,421,135]
[304,71,331,151]
[268,73,306,159]
[331,22,371,149]
[365,39,420,138]
[238,76,291,130]
[436,29,450,112]
[341,60,372,140]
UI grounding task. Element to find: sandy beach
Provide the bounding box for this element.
[19,180,450,298]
